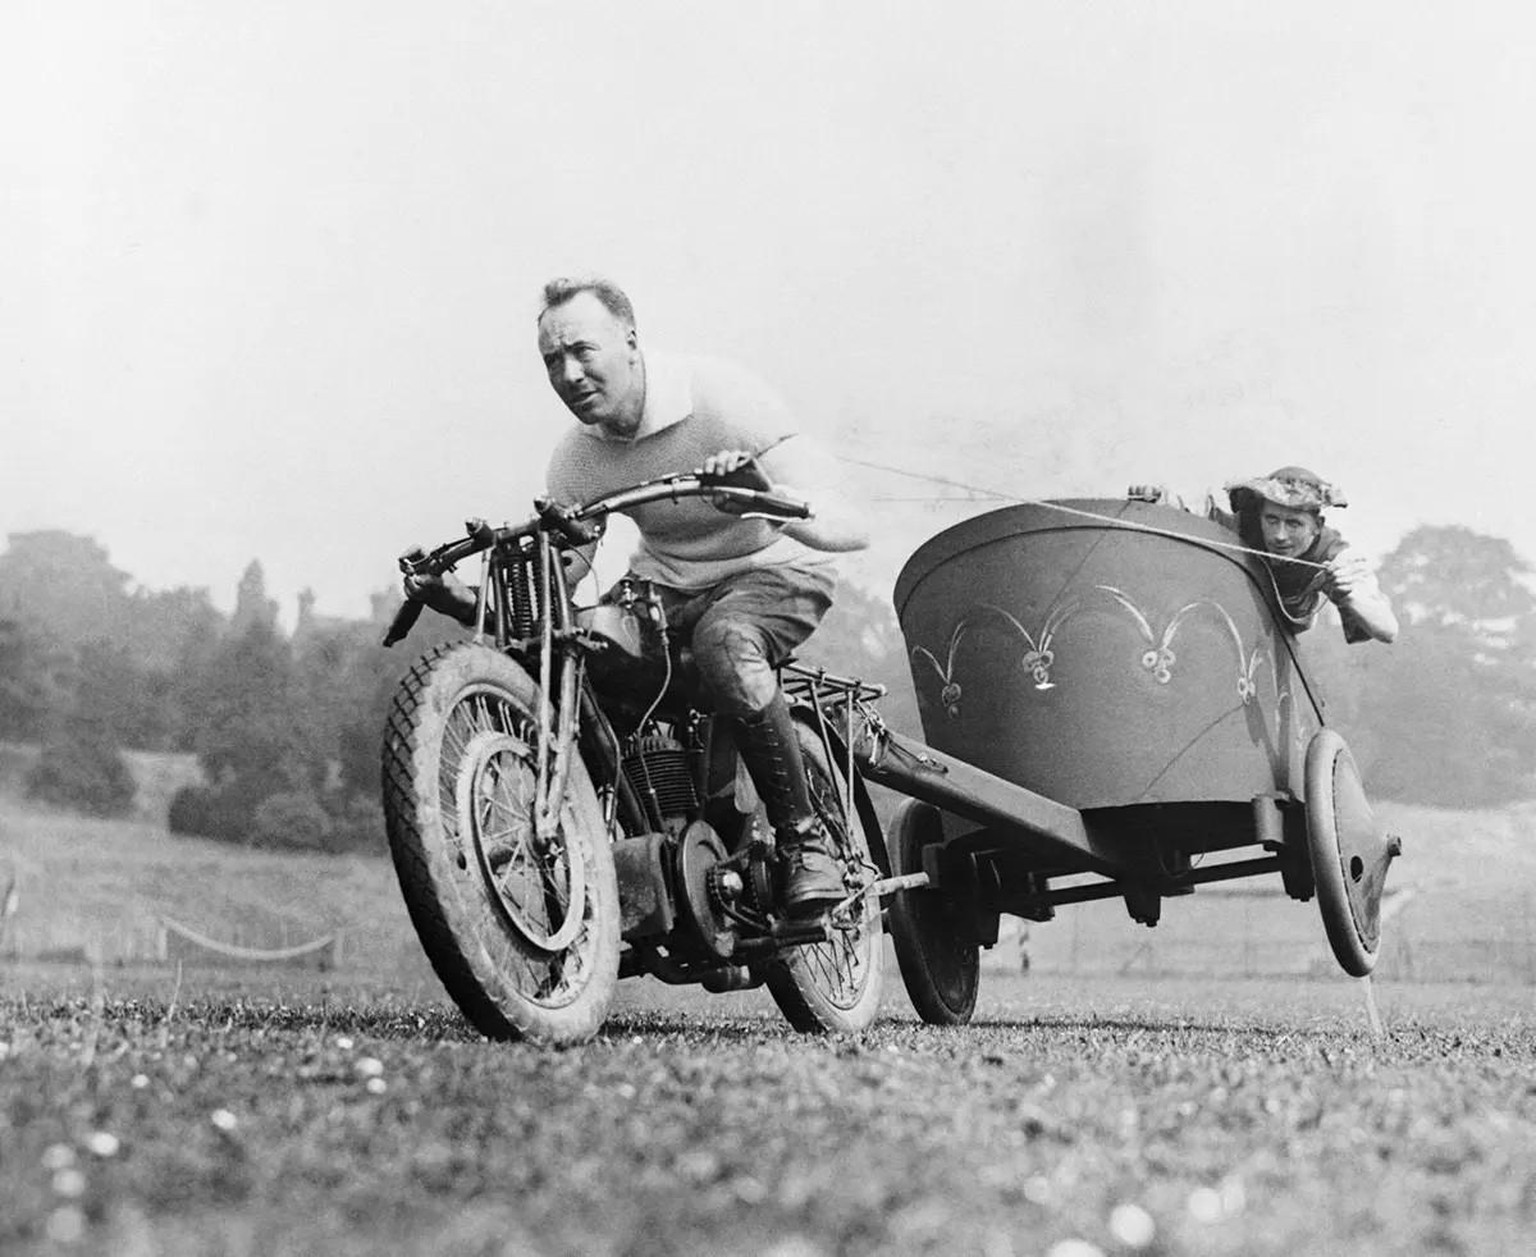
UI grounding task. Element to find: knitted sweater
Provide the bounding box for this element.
[546,351,837,590]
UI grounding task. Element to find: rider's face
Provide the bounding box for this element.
[1259,504,1321,557]
[537,293,643,436]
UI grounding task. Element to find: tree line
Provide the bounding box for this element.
[0,530,917,853]
[0,533,447,851]
[1,520,1532,855]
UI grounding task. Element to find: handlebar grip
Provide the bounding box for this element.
[382,598,425,648]
[747,491,812,520]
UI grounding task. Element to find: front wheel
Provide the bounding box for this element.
[1304,728,1398,978]
[382,642,621,1044]
[762,720,885,1034]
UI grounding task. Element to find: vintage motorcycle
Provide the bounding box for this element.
[380,472,895,1045]
[382,479,1403,1047]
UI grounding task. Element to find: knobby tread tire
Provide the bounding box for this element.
[381,642,620,1044]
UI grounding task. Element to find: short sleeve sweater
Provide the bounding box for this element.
[546,351,837,591]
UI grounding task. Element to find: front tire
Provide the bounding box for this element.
[1304,728,1395,979]
[382,643,620,1044]
[762,720,885,1034]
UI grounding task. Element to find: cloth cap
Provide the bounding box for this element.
[1225,465,1347,513]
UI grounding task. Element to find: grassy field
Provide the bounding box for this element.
[2,969,1532,1256]
[0,745,430,982]
[3,750,1535,1253]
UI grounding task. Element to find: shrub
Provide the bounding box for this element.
[250,790,334,851]
[25,722,136,817]
[168,784,244,842]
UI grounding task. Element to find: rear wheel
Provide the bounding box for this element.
[382,643,620,1044]
[762,721,884,1033]
[887,799,979,1025]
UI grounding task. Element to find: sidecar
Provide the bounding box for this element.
[862,498,1399,1023]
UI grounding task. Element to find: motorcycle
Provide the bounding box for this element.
[380,471,895,1045]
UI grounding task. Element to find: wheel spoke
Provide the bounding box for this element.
[776,747,877,1015]
[451,698,589,961]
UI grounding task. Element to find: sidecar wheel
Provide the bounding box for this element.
[1305,728,1397,978]
[761,719,885,1034]
[382,642,620,1045]
[887,799,979,1025]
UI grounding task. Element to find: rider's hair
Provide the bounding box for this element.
[539,276,636,329]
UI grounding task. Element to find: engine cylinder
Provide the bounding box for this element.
[623,734,698,824]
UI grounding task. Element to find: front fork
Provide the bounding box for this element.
[513,531,581,844]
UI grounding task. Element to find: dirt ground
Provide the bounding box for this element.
[2,966,1532,1256]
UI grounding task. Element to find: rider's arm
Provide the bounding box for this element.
[401,565,480,628]
[757,434,870,553]
[1326,552,1399,644]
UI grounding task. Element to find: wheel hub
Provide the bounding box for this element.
[458,729,587,953]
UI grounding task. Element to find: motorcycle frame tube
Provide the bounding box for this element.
[490,528,582,845]
[542,540,581,838]
[785,680,892,879]
[531,534,557,836]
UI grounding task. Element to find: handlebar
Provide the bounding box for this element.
[571,474,812,524]
[384,474,811,646]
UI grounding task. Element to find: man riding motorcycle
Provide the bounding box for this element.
[404,275,869,915]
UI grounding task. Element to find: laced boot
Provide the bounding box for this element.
[776,816,846,917]
[734,695,846,917]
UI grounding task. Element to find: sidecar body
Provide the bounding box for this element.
[869,499,1397,1009]
[895,499,1321,814]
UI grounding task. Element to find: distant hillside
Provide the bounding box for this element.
[0,747,428,984]
[2,749,1531,988]
[1380,799,1536,892]
[0,742,203,826]
[984,797,1536,985]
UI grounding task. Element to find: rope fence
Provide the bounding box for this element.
[156,914,344,970]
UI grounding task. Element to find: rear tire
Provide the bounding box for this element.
[887,799,979,1025]
[762,720,885,1034]
[381,643,620,1044]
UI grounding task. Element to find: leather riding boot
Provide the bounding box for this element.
[733,694,846,916]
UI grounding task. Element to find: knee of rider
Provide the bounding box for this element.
[694,620,775,713]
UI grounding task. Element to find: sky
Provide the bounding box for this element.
[6,2,1536,624]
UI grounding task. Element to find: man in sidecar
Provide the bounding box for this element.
[404,276,869,916]
[1218,466,1398,644]
[1129,466,1397,644]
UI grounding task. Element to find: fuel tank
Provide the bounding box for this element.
[892,500,1326,810]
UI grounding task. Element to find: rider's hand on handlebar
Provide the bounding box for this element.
[699,449,774,516]
[398,546,475,618]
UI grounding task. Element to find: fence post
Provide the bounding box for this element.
[1517,885,1529,983]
